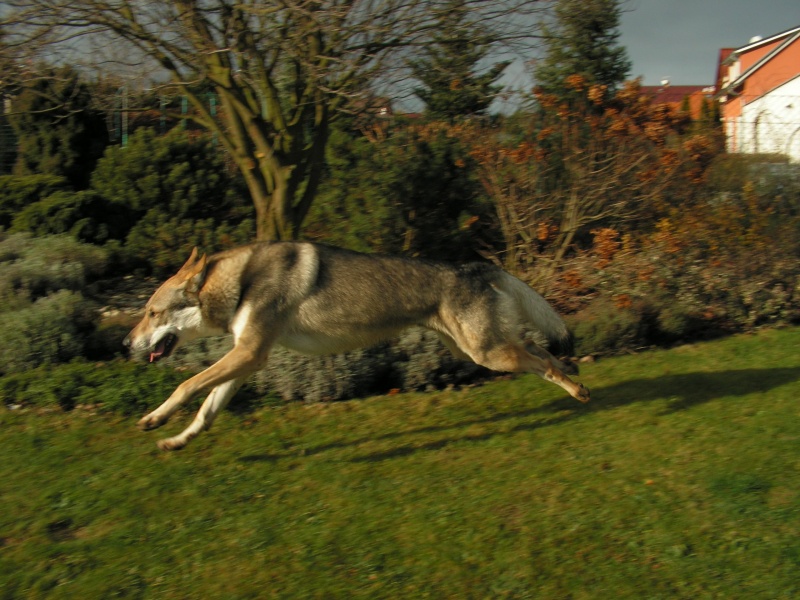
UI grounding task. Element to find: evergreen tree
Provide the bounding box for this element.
[309,122,482,261]
[408,1,510,120]
[9,66,108,189]
[91,128,252,274]
[535,0,631,102]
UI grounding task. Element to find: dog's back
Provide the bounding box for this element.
[278,245,462,354]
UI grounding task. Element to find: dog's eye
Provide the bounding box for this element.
[149,309,158,319]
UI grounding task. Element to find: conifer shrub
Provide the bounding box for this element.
[11,190,129,244]
[0,174,70,229]
[0,234,112,373]
[90,128,254,275]
[6,65,108,189]
[0,290,96,375]
[307,122,484,262]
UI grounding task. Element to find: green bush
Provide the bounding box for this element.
[90,128,253,272]
[0,174,70,229]
[307,123,485,261]
[124,211,254,277]
[0,360,188,414]
[0,233,110,304]
[569,299,644,356]
[0,290,97,375]
[0,230,32,263]
[0,234,115,372]
[11,189,130,243]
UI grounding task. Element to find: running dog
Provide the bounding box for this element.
[124,242,590,451]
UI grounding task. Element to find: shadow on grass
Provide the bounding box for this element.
[238,367,800,464]
[541,366,800,415]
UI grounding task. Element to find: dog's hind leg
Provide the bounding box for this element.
[156,377,246,451]
[481,343,589,403]
[524,341,579,376]
[439,319,590,403]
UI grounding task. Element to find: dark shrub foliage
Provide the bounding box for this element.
[8,65,108,189]
[0,234,113,373]
[0,290,97,375]
[0,174,70,229]
[91,128,245,219]
[0,360,188,414]
[308,123,485,262]
[124,212,253,276]
[90,128,253,273]
[11,190,130,243]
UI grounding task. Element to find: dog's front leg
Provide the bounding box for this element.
[137,387,188,431]
[137,343,261,433]
[139,341,270,450]
[156,377,246,451]
[137,379,197,432]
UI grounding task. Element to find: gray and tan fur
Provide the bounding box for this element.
[124,242,590,451]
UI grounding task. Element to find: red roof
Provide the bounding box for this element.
[640,85,712,104]
[640,85,716,119]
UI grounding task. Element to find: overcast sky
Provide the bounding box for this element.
[620,0,800,85]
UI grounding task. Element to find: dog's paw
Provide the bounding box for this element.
[137,413,168,431]
[157,437,186,452]
[575,384,591,404]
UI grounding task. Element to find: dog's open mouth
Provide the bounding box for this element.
[149,334,178,363]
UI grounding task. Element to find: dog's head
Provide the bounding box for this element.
[123,248,209,362]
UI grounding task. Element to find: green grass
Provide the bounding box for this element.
[2,328,800,599]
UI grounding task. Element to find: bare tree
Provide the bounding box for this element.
[0,1,551,240]
[477,123,675,287]
[469,80,696,290]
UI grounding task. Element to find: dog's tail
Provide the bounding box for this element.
[496,272,574,356]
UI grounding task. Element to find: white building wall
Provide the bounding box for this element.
[729,75,800,162]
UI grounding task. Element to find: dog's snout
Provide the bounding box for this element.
[122,334,132,348]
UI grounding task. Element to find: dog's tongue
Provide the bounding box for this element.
[149,339,168,363]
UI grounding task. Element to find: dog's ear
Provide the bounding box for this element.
[177,247,201,275]
[176,247,207,295]
[183,252,208,296]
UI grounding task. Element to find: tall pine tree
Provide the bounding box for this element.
[408,1,510,121]
[535,0,631,102]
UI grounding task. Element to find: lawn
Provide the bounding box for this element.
[1,327,799,599]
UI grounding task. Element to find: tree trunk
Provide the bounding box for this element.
[247,173,293,241]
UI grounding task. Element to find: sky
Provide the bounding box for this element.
[620,0,800,85]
